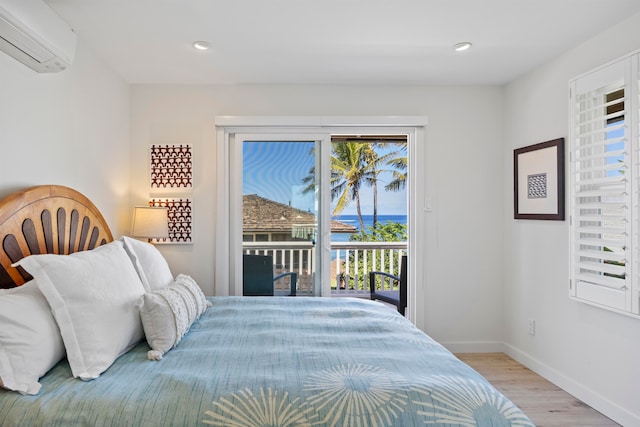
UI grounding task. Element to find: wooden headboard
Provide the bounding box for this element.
[0,185,114,288]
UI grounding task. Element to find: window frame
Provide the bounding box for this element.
[569,50,640,317]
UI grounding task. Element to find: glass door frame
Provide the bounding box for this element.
[215,116,427,323]
[233,132,331,297]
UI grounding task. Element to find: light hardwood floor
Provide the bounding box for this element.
[455,353,620,427]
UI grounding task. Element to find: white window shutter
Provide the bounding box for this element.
[569,53,639,316]
[632,53,640,316]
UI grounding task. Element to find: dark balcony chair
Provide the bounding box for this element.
[368,255,407,315]
[243,254,297,296]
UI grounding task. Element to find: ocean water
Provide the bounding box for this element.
[331,214,407,242]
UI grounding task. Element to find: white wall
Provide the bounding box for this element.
[0,40,130,233]
[503,13,640,426]
[129,84,506,346]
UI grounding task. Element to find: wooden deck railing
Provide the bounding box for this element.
[243,241,407,295]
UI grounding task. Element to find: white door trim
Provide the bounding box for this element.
[215,116,428,324]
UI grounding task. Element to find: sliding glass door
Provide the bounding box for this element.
[237,134,409,297]
[242,140,323,295]
[329,136,408,296]
[215,117,425,321]
[233,133,331,296]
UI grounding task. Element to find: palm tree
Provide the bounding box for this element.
[301,139,407,232]
[366,142,406,230]
[331,142,374,232]
[301,142,379,231]
[384,143,407,192]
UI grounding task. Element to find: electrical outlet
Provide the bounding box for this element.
[528,319,536,336]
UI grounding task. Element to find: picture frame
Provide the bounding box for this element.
[150,144,193,190]
[514,138,565,220]
[149,197,193,244]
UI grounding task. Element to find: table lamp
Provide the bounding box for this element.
[131,206,169,242]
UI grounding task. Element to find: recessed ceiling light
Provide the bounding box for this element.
[453,42,472,52]
[192,41,211,51]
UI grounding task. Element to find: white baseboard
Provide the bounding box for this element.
[503,343,640,427]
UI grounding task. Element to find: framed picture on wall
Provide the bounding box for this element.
[149,197,193,244]
[514,138,565,220]
[150,144,193,190]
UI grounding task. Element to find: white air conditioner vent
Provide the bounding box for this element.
[0,0,76,72]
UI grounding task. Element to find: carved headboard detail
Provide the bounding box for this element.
[0,185,114,288]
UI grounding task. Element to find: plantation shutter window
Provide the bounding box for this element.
[569,51,639,317]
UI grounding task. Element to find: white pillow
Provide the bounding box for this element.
[139,274,211,360]
[15,241,146,381]
[0,281,65,395]
[121,236,173,291]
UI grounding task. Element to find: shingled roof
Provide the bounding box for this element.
[243,194,356,234]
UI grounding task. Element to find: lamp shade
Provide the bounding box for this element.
[131,206,169,239]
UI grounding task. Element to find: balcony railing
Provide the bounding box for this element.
[243,241,407,296]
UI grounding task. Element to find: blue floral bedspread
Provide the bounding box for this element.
[0,296,534,426]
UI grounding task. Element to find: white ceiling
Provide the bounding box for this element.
[46,0,640,86]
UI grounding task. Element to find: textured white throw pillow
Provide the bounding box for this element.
[139,274,211,360]
[0,281,66,395]
[15,241,146,380]
[121,236,173,291]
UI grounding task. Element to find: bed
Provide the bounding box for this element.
[0,185,535,426]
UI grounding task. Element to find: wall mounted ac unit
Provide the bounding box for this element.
[0,0,76,72]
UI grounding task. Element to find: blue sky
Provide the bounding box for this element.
[243,141,407,216]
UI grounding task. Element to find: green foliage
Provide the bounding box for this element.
[349,221,407,242]
[603,246,626,279]
[336,221,407,291]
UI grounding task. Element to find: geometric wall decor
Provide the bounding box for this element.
[149,198,193,244]
[513,138,564,220]
[527,173,547,199]
[150,144,193,189]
